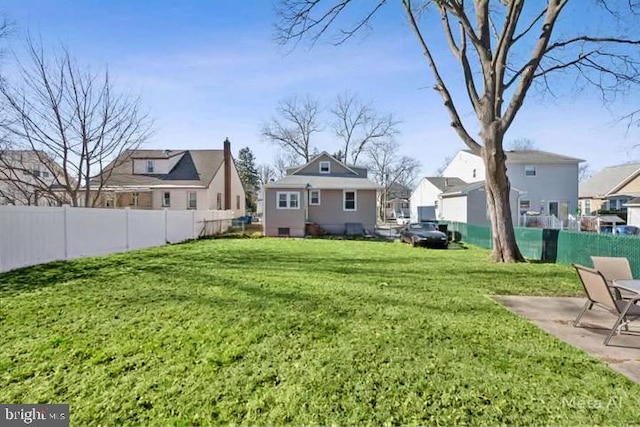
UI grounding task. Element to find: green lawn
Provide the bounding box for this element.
[1,238,639,425]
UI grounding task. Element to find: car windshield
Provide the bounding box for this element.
[410,223,438,231]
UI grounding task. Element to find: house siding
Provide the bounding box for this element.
[410,180,442,222]
[294,154,354,176]
[264,188,305,237]
[151,189,208,210]
[615,176,640,194]
[628,206,640,227]
[442,152,485,183]
[466,190,489,225]
[308,189,377,234]
[439,196,468,223]
[508,163,579,219]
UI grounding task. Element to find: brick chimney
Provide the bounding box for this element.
[223,138,231,210]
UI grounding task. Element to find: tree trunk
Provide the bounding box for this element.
[482,127,525,263]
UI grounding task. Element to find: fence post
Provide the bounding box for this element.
[125,207,130,250]
[192,210,197,239]
[164,208,168,243]
[63,204,70,260]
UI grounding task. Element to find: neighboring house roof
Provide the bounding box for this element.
[94,149,225,188]
[626,197,640,206]
[462,149,583,164]
[440,181,486,198]
[440,181,522,198]
[579,163,640,198]
[264,174,380,190]
[423,177,467,191]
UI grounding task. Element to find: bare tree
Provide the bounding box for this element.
[275,0,640,262]
[0,37,152,207]
[579,162,592,182]
[365,139,420,219]
[507,138,536,151]
[434,154,454,176]
[272,150,300,178]
[330,92,400,164]
[261,95,322,163]
[257,164,277,186]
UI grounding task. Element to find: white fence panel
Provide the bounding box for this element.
[0,206,66,271]
[166,211,196,243]
[0,206,239,272]
[128,209,166,249]
[66,207,128,259]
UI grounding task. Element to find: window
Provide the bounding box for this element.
[277,227,290,236]
[216,193,222,210]
[105,194,114,208]
[162,192,171,207]
[276,191,300,209]
[132,192,139,207]
[41,171,49,178]
[310,190,320,205]
[147,160,155,173]
[519,199,530,214]
[343,190,356,211]
[584,200,591,214]
[524,165,536,176]
[236,195,241,210]
[617,198,628,210]
[472,169,477,178]
[319,161,330,174]
[187,192,197,210]
[31,169,41,178]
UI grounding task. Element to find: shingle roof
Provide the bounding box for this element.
[463,149,583,163]
[440,181,486,197]
[264,174,381,190]
[424,177,467,191]
[579,163,640,198]
[94,149,225,188]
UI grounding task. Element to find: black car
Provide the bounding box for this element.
[400,222,449,249]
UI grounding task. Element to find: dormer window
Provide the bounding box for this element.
[524,165,536,176]
[319,161,330,174]
[147,160,155,173]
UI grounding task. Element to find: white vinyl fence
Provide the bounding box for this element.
[0,205,236,272]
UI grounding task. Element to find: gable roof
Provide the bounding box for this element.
[94,149,225,188]
[579,163,640,198]
[264,174,380,190]
[423,177,467,191]
[289,151,359,176]
[463,149,583,164]
[440,181,486,198]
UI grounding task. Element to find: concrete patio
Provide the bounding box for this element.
[497,296,640,383]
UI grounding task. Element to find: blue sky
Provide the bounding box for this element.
[2,0,639,177]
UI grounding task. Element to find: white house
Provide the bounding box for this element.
[438,181,520,227]
[440,149,583,225]
[626,197,640,227]
[410,177,466,222]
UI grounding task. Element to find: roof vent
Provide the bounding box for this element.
[164,149,171,157]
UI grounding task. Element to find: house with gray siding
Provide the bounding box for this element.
[440,149,583,225]
[263,152,380,237]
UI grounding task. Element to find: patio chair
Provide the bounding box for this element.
[591,256,634,299]
[573,264,640,345]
